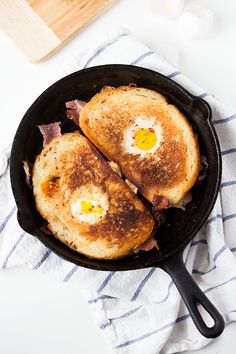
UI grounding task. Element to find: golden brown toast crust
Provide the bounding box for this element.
[80,86,200,204]
[32,132,154,259]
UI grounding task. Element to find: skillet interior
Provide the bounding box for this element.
[10,64,221,271]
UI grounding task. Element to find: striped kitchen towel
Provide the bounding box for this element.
[0,28,236,354]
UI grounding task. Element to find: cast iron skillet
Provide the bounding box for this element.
[10,64,224,338]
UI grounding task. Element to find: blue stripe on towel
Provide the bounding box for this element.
[131,268,156,301]
[207,214,236,223]
[131,51,154,65]
[33,249,51,270]
[189,245,227,275]
[207,214,222,224]
[223,213,236,222]
[221,148,236,156]
[191,239,207,246]
[88,295,117,304]
[157,281,174,303]
[213,245,227,262]
[192,266,216,275]
[213,114,236,125]
[0,206,16,234]
[98,243,236,330]
[97,271,116,294]
[63,265,78,282]
[115,276,236,348]
[221,180,236,189]
[204,275,236,294]
[83,33,128,68]
[167,71,181,78]
[2,232,25,269]
[100,305,143,329]
[115,314,191,349]
[198,93,209,99]
[89,240,236,305]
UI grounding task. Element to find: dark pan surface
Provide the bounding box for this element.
[10,64,221,271]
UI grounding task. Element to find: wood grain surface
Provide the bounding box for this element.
[0,0,116,62]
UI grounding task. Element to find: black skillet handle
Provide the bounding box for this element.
[159,252,225,338]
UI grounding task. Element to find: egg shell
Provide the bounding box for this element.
[150,0,184,19]
[178,1,213,40]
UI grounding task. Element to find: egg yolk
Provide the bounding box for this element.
[133,128,157,150]
[81,201,103,214]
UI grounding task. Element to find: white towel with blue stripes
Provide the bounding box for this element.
[0,29,236,354]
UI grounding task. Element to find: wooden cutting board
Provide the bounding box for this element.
[0,0,117,62]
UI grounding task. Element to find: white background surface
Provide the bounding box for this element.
[0,0,236,353]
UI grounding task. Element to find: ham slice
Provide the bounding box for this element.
[65,100,86,125]
[134,237,160,253]
[153,195,171,210]
[38,122,61,146]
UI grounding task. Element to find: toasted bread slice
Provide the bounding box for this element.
[32,132,154,259]
[80,86,200,205]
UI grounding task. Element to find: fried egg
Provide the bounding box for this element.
[70,185,109,224]
[123,117,162,155]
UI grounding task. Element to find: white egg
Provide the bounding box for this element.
[71,185,108,224]
[150,0,184,19]
[124,117,162,156]
[178,1,213,40]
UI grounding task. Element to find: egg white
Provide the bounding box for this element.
[70,185,109,224]
[123,117,162,156]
